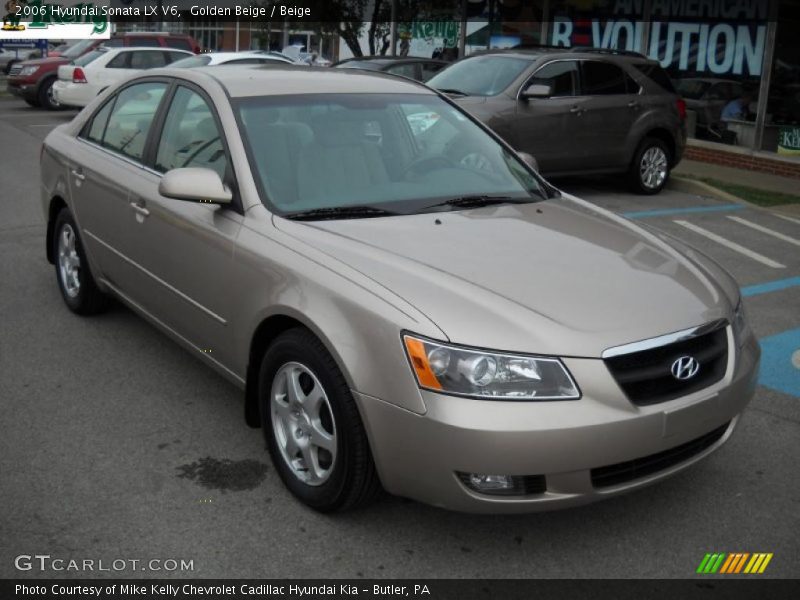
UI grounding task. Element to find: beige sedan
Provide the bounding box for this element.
[40,66,760,513]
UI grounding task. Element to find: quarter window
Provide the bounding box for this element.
[106,52,129,69]
[85,99,114,144]
[528,61,579,97]
[154,86,228,179]
[100,82,167,161]
[130,50,168,69]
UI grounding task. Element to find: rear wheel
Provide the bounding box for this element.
[259,328,381,512]
[38,77,61,111]
[629,137,671,195]
[53,208,108,315]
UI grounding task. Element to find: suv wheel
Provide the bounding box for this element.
[629,137,670,195]
[259,328,381,512]
[53,208,108,314]
[38,76,61,111]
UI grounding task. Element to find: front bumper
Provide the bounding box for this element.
[7,80,36,101]
[356,328,759,513]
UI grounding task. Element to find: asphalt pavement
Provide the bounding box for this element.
[1,98,798,579]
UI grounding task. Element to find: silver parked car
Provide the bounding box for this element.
[41,66,759,513]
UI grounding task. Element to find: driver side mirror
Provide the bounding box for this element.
[517,152,539,172]
[520,83,553,100]
[159,168,232,205]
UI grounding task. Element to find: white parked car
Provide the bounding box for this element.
[52,46,192,108]
[169,51,294,68]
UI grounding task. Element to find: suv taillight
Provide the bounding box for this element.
[676,97,687,120]
[73,67,87,84]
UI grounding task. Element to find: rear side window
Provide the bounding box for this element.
[169,55,211,68]
[582,61,630,95]
[106,53,129,69]
[166,52,190,64]
[386,63,419,79]
[99,82,168,161]
[130,51,167,70]
[528,61,579,97]
[165,38,193,52]
[632,63,676,94]
[84,99,114,144]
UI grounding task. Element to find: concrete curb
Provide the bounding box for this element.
[668,176,749,205]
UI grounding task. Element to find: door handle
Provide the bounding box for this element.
[71,169,85,181]
[130,200,150,218]
[569,106,584,115]
[628,100,640,109]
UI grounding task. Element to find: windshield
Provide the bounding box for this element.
[169,55,211,68]
[427,55,532,96]
[237,93,547,217]
[676,79,711,99]
[62,39,96,59]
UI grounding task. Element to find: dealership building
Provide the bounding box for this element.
[129,0,799,178]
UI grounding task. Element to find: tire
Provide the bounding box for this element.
[259,328,381,512]
[24,97,41,108]
[628,137,671,195]
[52,208,108,315]
[37,76,61,111]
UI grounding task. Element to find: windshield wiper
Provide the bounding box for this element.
[422,195,538,211]
[436,88,469,96]
[282,205,398,221]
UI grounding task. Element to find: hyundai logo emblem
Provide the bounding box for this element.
[671,356,700,380]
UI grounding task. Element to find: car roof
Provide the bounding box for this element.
[159,65,436,97]
[338,56,444,65]
[203,51,289,63]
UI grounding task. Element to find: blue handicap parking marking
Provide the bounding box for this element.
[742,276,800,297]
[758,327,800,398]
[622,204,745,219]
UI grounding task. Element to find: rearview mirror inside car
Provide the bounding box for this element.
[158,168,233,205]
[517,152,539,172]
[521,83,553,99]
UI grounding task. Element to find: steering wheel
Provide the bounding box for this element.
[403,155,457,178]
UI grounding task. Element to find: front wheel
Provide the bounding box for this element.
[629,137,671,195]
[53,208,108,315]
[259,328,381,512]
[38,77,61,111]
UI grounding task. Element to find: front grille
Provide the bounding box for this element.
[591,422,730,488]
[605,325,728,406]
[9,64,23,76]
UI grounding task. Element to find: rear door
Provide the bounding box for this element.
[514,59,585,173]
[578,60,641,169]
[69,81,169,288]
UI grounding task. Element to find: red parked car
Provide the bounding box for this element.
[7,32,200,110]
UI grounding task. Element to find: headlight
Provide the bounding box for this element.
[19,66,39,76]
[402,334,580,400]
[732,298,748,348]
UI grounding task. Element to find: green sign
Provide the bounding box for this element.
[400,22,460,48]
[778,126,800,156]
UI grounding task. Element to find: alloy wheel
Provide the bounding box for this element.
[639,146,668,190]
[57,223,81,298]
[270,362,337,486]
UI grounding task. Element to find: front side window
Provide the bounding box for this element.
[237,93,546,216]
[582,61,629,95]
[99,82,167,161]
[528,61,579,97]
[427,55,532,96]
[155,86,227,179]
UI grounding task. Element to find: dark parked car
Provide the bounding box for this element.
[7,32,200,110]
[332,56,448,82]
[427,48,687,194]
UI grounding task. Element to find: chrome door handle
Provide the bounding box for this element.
[130,201,150,217]
[71,169,85,181]
[628,100,640,109]
[569,106,584,115]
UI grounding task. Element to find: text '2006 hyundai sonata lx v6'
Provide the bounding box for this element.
[40,66,760,513]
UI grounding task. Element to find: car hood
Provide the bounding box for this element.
[274,196,738,357]
[17,56,69,67]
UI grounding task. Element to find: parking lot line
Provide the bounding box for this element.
[622,204,744,219]
[673,220,786,268]
[741,276,800,297]
[727,216,800,247]
[776,214,800,226]
[759,327,800,398]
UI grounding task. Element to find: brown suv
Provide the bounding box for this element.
[7,32,200,110]
[428,48,686,194]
